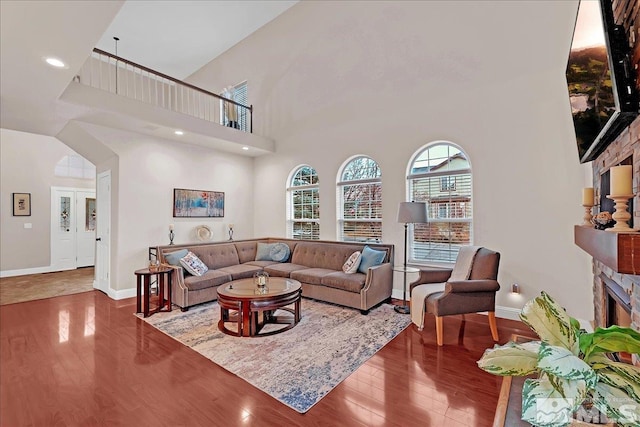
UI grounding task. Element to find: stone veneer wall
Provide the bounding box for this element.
[591,116,640,365]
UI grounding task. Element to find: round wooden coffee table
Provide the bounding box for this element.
[216,277,302,337]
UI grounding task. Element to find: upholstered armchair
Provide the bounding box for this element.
[409,247,501,346]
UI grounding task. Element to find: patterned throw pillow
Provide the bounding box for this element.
[342,251,362,274]
[179,251,208,276]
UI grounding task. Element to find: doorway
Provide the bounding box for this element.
[50,187,97,272]
[94,171,111,295]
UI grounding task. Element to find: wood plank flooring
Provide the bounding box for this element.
[0,267,94,305]
[0,289,535,426]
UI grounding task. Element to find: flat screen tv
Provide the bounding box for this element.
[566,0,639,163]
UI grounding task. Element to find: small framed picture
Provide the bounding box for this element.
[12,193,31,216]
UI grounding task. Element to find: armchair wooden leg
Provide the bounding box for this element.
[488,311,499,342]
[435,316,443,346]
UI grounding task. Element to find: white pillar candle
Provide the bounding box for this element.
[228,223,234,230]
[582,187,594,206]
[169,223,174,231]
[610,165,633,196]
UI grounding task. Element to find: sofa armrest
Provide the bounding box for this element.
[409,268,452,292]
[165,265,189,308]
[445,279,500,293]
[361,263,393,309]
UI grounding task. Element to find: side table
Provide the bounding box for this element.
[393,265,420,314]
[135,266,173,317]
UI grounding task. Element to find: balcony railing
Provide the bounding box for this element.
[74,48,252,132]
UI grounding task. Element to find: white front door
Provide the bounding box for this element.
[94,171,111,295]
[76,190,96,267]
[51,188,77,271]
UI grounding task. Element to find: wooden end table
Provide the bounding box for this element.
[135,266,172,317]
[216,277,302,337]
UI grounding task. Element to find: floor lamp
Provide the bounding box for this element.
[394,201,428,314]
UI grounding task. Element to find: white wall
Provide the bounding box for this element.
[0,128,96,272]
[188,0,594,319]
[79,123,254,292]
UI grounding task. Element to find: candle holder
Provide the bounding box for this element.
[228,225,234,241]
[605,194,635,232]
[169,229,175,245]
[581,204,594,227]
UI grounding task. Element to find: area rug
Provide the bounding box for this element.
[139,298,411,413]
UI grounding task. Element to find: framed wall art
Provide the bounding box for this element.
[12,193,31,216]
[173,188,224,218]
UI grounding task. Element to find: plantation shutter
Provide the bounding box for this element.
[233,82,248,131]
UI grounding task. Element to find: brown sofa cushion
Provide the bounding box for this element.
[291,242,369,271]
[243,260,279,268]
[184,270,231,291]
[321,271,366,293]
[291,268,336,285]
[264,263,309,278]
[235,241,259,264]
[190,244,240,269]
[218,264,262,280]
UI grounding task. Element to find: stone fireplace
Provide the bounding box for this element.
[578,117,640,365]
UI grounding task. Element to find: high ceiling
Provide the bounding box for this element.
[0,0,296,139]
[95,1,297,80]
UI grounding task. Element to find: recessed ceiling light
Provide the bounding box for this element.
[44,57,66,68]
[242,146,249,151]
[174,130,184,136]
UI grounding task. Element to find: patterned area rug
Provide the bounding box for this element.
[139,298,411,413]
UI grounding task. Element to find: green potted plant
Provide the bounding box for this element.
[477,292,640,427]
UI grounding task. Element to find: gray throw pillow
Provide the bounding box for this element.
[165,249,188,266]
[269,243,290,262]
[357,245,386,274]
[255,242,276,261]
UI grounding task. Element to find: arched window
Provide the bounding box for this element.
[54,154,95,179]
[287,165,319,240]
[338,156,382,242]
[407,143,472,263]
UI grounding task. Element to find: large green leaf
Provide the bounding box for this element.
[477,341,540,376]
[537,342,597,389]
[580,326,640,360]
[521,375,587,426]
[598,370,640,403]
[520,292,578,354]
[589,353,640,389]
[593,382,640,427]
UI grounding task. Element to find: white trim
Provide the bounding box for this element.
[112,287,137,300]
[0,265,53,278]
[495,305,521,321]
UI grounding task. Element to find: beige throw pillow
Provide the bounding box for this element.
[342,251,362,274]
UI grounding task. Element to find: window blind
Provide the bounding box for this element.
[287,166,320,240]
[338,157,382,242]
[407,144,472,263]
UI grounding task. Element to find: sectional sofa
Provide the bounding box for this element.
[155,238,394,314]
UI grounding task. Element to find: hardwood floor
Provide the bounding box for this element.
[0,267,94,305]
[0,289,535,426]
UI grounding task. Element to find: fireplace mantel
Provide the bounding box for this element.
[574,225,640,274]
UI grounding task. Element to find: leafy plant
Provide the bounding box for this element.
[477,292,640,426]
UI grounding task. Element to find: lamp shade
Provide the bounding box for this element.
[397,201,428,224]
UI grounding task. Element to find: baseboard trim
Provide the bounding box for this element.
[0,266,53,278]
[495,305,521,321]
[112,287,136,300]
